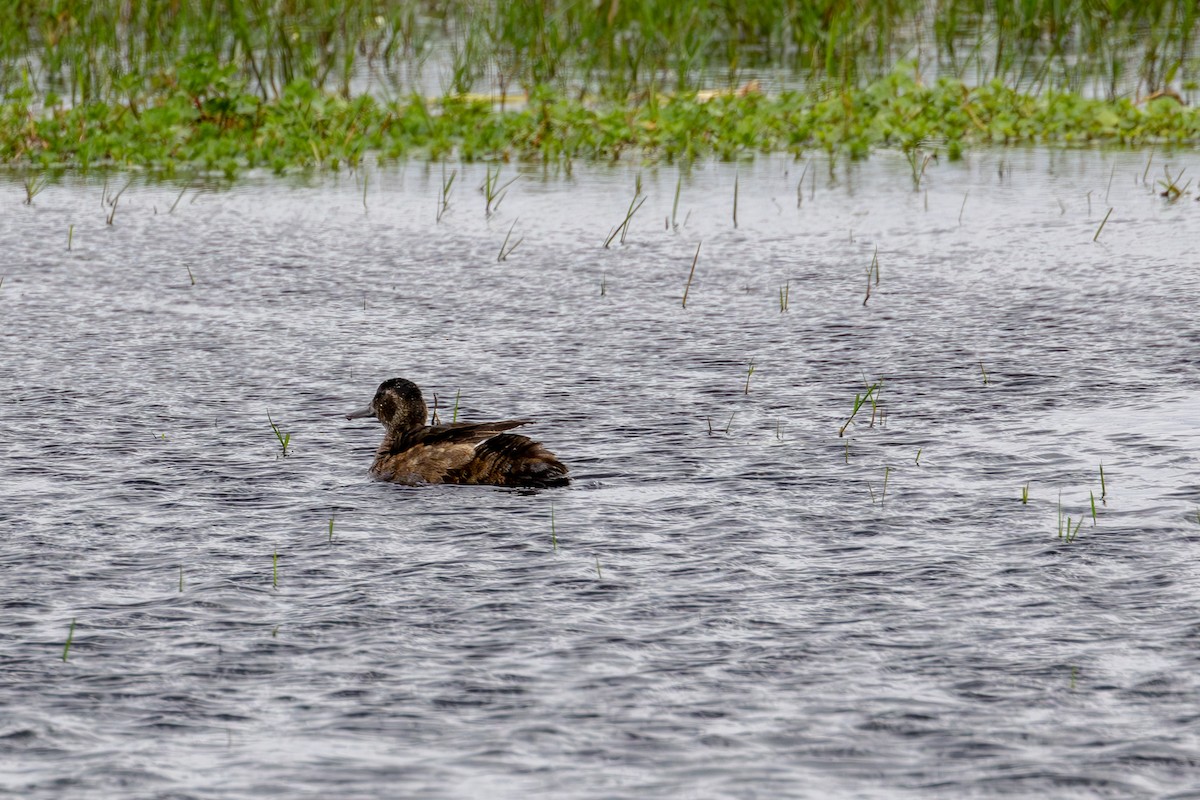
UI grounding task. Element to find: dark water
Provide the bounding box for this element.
[2,151,1199,799]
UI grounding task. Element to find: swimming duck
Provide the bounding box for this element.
[346,378,570,488]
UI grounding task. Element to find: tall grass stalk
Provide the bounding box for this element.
[267,411,291,456]
[681,242,700,308]
[1094,207,1113,241]
[62,618,76,662]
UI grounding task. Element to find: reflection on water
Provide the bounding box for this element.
[1,150,1199,798]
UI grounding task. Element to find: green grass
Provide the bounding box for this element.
[61,617,76,662]
[3,66,1200,176]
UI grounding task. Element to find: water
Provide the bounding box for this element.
[2,150,1199,799]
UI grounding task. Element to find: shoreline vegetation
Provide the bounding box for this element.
[2,1,1199,174]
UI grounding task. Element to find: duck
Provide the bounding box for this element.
[346,378,570,488]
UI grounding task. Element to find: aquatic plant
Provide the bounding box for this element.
[681,242,700,308]
[328,516,335,544]
[1021,483,1030,504]
[744,359,756,395]
[1100,463,1108,501]
[838,381,881,437]
[22,174,48,204]
[779,280,790,312]
[604,175,645,248]
[267,412,291,457]
[550,503,557,553]
[436,163,456,223]
[1094,207,1114,241]
[480,165,518,217]
[1157,166,1192,201]
[1057,492,1084,543]
[497,219,522,261]
[272,550,279,589]
[61,617,75,662]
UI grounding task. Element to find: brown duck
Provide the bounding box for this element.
[346,378,569,488]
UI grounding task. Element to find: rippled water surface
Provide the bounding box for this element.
[2,151,1200,799]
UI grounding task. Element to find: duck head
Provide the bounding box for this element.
[346,377,429,429]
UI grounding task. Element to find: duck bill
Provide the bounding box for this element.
[345,406,375,421]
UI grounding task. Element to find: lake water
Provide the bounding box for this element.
[2,149,1199,799]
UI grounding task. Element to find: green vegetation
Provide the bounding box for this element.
[61,617,75,661]
[267,411,291,457]
[0,0,1198,174]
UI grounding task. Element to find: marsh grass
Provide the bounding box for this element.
[605,177,646,248]
[550,503,558,552]
[497,219,522,261]
[480,166,519,216]
[1100,463,1108,501]
[178,566,183,592]
[272,550,279,589]
[104,178,132,225]
[681,242,700,308]
[1057,492,1084,543]
[185,264,196,286]
[67,225,73,251]
[744,359,756,395]
[328,516,335,543]
[1157,166,1191,201]
[1021,483,1030,504]
[839,381,881,438]
[915,448,922,466]
[1094,207,1114,241]
[267,411,291,457]
[22,174,48,204]
[779,280,790,312]
[436,163,456,223]
[979,361,990,385]
[61,617,76,662]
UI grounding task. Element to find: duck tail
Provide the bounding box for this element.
[471,434,570,488]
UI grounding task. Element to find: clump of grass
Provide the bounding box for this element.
[1157,166,1191,202]
[604,175,646,248]
[267,411,291,457]
[914,447,922,466]
[67,225,73,251]
[451,389,461,423]
[104,179,132,225]
[838,381,881,437]
[550,503,558,552]
[272,550,279,589]
[1021,483,1030,504]
[979,361,990,385]
[1099,463,1108,502]
[744,359,756,395]
[22,174,49,205]
[779,280,790,312]
[480,165,519,216]
[1057,492,1083,543]
[497,218,523,261]
[185,264,196,286]
[178,565,184,592]
[328,516,335,543]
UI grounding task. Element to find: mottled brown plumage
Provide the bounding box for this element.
[346,378,570,488]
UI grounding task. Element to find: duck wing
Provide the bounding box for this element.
[422,419,533,446]
[449,432,570,487]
